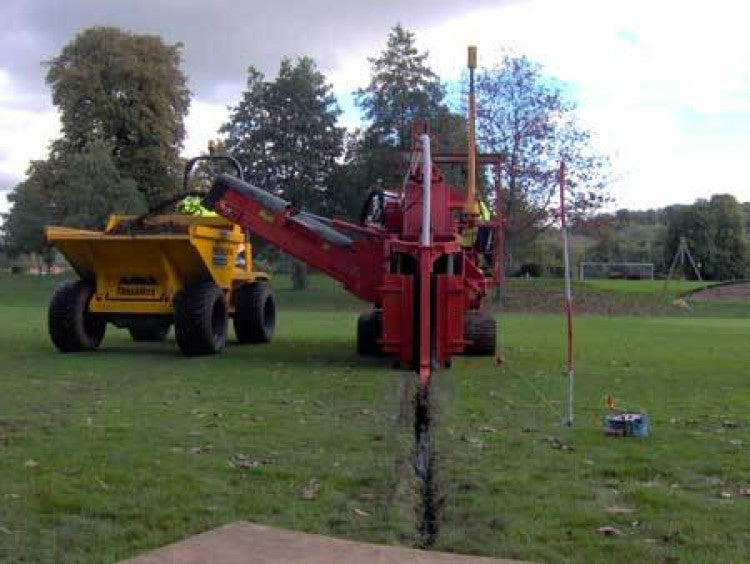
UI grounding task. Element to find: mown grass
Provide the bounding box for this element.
[436,314,750,562]
[0,275,414,562]
[1,274,750,562]
[579,278,705,295]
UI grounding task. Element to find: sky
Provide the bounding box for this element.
[1,0,748,216]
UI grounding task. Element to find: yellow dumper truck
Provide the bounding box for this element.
[45,152,275,355]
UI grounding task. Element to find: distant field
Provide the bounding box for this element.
[579,278,706,295]
[502,277,750,317]
[1,274,749,562]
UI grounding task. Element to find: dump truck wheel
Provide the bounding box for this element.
[357,310,383,356]
[463,310,496,356]
[48,280,106,352]
[127,318,171,342]
[234,282,275,344]
[174,282,228,355]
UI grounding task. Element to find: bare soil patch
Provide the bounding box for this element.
[688,282,750,301]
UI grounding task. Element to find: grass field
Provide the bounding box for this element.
[1,274,750,562]
[578,278,706,295]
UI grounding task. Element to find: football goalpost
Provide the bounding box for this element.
[578,262,655,280]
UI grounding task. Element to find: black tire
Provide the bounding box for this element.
[127,318,171,342]
[357,310,383,356]
[48,280,106,352]
[463,310,497,356]
[233,281,275,344]
[174,281,228,355]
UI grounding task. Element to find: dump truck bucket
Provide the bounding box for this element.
[46,216,248,316]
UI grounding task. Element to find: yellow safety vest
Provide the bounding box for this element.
[479,200,490,221]
[461,226,478,247]
[177,196,216,216]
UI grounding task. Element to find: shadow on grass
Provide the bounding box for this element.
[43,336,396,372]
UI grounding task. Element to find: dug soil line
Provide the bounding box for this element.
[413,389,442,548]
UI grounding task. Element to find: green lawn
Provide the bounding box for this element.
[1,274,749,562]
[435,314,750,562]
[579,278,706,295]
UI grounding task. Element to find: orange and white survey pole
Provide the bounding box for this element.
[559,161,574,427]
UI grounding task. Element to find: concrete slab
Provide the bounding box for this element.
[125,522,524,564]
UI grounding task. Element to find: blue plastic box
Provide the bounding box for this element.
[604,412,649,438]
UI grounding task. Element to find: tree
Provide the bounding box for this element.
[664,195,746,280]
[2,172,54,269]
[355,24,446,150]
[45,26,190,207]
[221,56,344,288]
[324,131,380,221]
[2,141,147,269]
[710,194,747,279]
[47,141,147,229]
[348,25,474,197]
[476,54,610,259]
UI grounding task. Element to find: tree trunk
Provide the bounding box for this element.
[44,247,55,274]
[31,252,41,274]
[291,259,308,290]
[491,284,504,307]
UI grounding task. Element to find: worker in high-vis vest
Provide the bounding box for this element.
[460,218,477,248]
[475,199,494,274]
[177,195,217,216]
[479,199,490,221]
[460,199,491,248]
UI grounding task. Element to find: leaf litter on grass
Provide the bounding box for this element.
[300,478,321,500]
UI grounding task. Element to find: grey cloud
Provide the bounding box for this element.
[1,0,508,104]
[0,171,21,193]
[0,151,22,192]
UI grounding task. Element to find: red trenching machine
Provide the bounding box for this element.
[203,47,503,390]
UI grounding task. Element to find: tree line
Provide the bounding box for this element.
[517,194,748,281]
[1,24,609,277]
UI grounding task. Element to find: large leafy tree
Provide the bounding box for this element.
[349,25,464,194]
[355,24,446,149]
[664,195,746,280]
[3,141,146,269]
[222,56,343,214]
[44,141,147,228]
[221,56,344,288]
[324,131,380,220]
[45,26,190,206]
[2,174,53,268]
[476,54,611,257]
